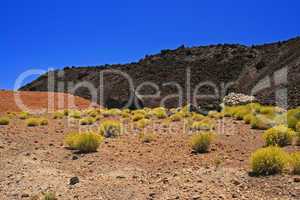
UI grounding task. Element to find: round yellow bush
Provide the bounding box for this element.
[262,125,295,147]
[64,132,104,153]
[190,132,215,153]
[80,117,95,125]
[99,120,122,138]
[0,117,10,125]
[250,115,274,130]
[290,152,300,175]
[250,146,289,175]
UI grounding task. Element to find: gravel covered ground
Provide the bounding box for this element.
[1,115,300,200]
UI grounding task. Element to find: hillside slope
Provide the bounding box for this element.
[20,37,300,108]
[0,91,95,113]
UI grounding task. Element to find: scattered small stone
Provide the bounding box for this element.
[294,177,300,182]
[69,176,80,185]
[72,155,79,160]
[21,193,30,198]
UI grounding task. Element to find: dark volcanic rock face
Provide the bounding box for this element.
[20,37,300,108]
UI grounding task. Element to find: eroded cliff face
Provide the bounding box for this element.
[20,37,300,108]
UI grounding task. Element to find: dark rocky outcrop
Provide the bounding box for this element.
[20,37,300,109]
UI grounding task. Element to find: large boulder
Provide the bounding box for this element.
[223,93,256,106]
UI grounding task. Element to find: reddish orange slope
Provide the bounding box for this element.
[0,91,98,113]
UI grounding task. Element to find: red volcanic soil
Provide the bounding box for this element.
[0,91,96,113]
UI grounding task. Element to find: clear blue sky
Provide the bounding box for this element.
[1,0,299,89]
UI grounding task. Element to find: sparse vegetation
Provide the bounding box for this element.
[140,132,156,143]
[39,118,49,126]
[190,132,215,153]
[136,118,151,129]
[26,118,41,127]
[169,112,183,122]
[262,125,295,147]
[290,152,300,175]
[53,111,64,119]
[0,117,10,125]
[191,119,215,131]
[250,146,289,175]
[250,115,274,130]
[69,110,81,119]
[102,108,122,117]
[132,113,145,121]
[79,117,95,125]
[19,111,29,120]
[64,132,104,153]
[149,107,168,119]
[99,120,122,138]
[43,192,57,200]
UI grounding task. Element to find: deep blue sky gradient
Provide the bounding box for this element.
[1,0,299,89]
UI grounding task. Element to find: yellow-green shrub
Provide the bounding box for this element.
[99,120,122,138]
[132,113,144,121]
[19,111,29,120]
[0,117,10,125]
[39,118,48,126]
[169,112,183,122]
[139,132,156,143]
[191,119,215,131]
[102,109,122,117]
[64,132,104,153]
[43,192,57,200]
[243,114,254,124]
[53,111,64,119]
[149,107,168,119]
[136,118,151,129]
[26,118,41,127]
[290,152,300,175]
[69,110,81,119]
[262,125,295,147]
[192,113,205,121]
[250,146,289,175]
[287,108,300,129]
[80,117,95,125]
[250,115,274,130]
[190,132,215,153]
[208,111,224,119]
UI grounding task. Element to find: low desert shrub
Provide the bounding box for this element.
[208,111,224,119]
[243,114,254,124]
[99,120,122,138]
[169,113,183,122]
[43,192,57,200]
[102,109,122,117]
[0,117,10,125]
[136,118,151,129]
[290,152,300,175]
[69,110,81,119]
[150,107,168,119]
[39,118,48,126]
[191,113,205,121]
[250,115,274,130]
[53,111,64,119]
[191,119,215,131]
[132,113,145,121]
[250,146,289,175]
[19,111,29,120]
[26,118,41,127]
[295,121,300,132]
[190,132,215,153]
[287,108,300,129]
[64,132,104,153]
[139,132,156,143]
[79,117,95,125]
[262,125,295,147]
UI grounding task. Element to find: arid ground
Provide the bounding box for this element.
[0,92,300,200]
